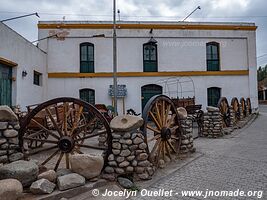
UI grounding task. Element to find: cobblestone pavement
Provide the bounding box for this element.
[132,106,267,200]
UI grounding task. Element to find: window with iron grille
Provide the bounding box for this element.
[143,42,158,72]
[80,43,94,73]
[206,42,220,71]
[79,88,95,105]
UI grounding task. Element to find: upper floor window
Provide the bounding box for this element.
[80,42,94,73]
[207,87,221,107]
[33,70,42,86]
[79,88,95,105]
[143,41,158,72]
[206,42,220,71]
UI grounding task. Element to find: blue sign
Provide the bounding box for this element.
[109,85,127,97]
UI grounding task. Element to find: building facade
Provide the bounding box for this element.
[38,21,258,114]
[0,21,258,114]
[0,22,47,109]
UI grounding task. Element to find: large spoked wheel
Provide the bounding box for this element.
[246,98,252,115]
[19,97,112,171]
[240,97,247,117]
[231,97,240,123]
[217,97,231,127]
[141,95,182,167]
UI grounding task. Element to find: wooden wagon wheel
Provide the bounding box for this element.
[240,97,247,117]
[19,97,112,171]
[246,98,252,115]
[217,97,231,127]
[140,95,182,167]
[231,97,240,123]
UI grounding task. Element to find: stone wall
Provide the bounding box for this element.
[202,106,223,138]
[0,106,23,164]
[102,115,154,181]
[180,117,195,154]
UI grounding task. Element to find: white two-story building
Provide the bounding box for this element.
[38,21,258,114]
[0,20,258,114]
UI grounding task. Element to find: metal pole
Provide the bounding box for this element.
[113,0,118,116]
[1,12,39,22]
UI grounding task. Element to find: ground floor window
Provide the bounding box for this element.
[33,71,42,86]
[141,84,162,110]
[79,88,95,105]
[207,87,221,107]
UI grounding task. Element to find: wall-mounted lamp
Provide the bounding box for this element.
[22,70,28,77]
[147,37,157,44]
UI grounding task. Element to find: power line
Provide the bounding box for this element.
[1,10,267,19]
[257,54,267,59]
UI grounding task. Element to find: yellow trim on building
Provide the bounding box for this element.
[0,57,18,67]
[38,23,257,31]
[48,70,249,78]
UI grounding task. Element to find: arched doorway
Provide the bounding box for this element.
[207,87,221,107]
[141,84,162,110]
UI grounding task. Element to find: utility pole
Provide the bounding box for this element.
[113,0,118,116]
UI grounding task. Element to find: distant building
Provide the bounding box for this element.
[0,21,258,114]
[0,22,47,108]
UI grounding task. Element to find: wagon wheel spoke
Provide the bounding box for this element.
[41,149,60,166]
[73,147,84,154]
[171,135,180,140]
[167,114,176,127]
[149,138,161,161]
[23,137,58,144]
[65,153,70,169]
[76,144,107,150]
[161,100,166,126]
[27,145,58,156]
[74,131,103,142]
[63,102,68,135]
[155,102,163,127]
[45,108,63,136]
[149,111,162,129]
[147,134,161,142]
[26,129,46,139]
[170,125,179,134]
[31,119,60,140]
[163,104,171,127]
[54,152,64,171]
[155,140,162,166]
[70,106,84,135]
[166,139,177,153]
[147,125,161,134]
[165,141,172,160]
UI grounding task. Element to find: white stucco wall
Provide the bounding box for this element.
[0,22,47,110]
[37,21,258,114]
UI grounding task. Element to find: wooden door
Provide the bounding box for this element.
[0,64,12,106]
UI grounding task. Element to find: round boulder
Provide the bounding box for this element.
[0,106,18,122]
[30,178,56,194]
[110,115,143,132]
[70,154,104,179]
[0,160,39,187]
[0,179,23,200]
[177,107,188,120]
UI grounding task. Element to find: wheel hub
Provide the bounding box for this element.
[58,136,75,153]
[161,127,172,140]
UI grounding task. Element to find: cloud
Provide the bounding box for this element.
[0,0,266,65]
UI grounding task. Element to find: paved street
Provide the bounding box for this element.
[132,106,267,200]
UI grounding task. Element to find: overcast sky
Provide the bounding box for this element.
[1,0,266,67]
